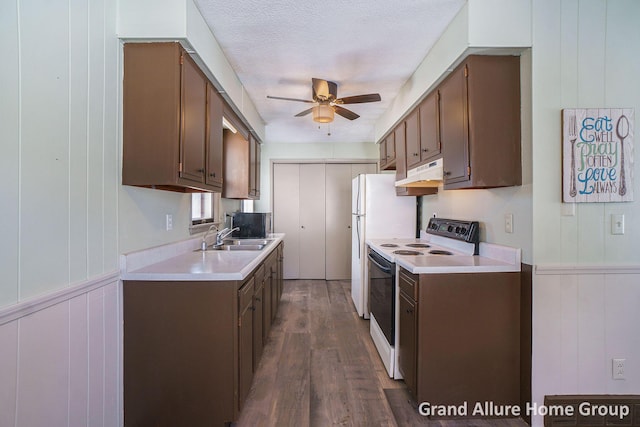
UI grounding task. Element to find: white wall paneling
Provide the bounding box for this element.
[1,0,122,424]
[532,268,640,426]
[530,2,640,426]
[0,276,120,427]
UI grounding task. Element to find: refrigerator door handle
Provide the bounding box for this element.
[356,216,361,259]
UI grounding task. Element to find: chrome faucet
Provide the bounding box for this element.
[215,227,240,246]
[201,224,219,251]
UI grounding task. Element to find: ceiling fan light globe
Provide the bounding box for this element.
[313,104,334,123]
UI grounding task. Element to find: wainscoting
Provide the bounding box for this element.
[0,273,120,427]
[532,265,640,427]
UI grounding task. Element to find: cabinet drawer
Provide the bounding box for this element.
[238,277,255,311]
[398,268,418,301]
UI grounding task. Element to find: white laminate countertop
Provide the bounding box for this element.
[367,238,521,274]
[120,234,285,282]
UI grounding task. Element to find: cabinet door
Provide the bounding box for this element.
[379,140,387,169]
[398,290,417,399]
[405,109,421,169]
[206,83,224,189]
[238,278,254,411]
[253,281,264,371]
[248,135,261,199]
[262,271,272,343]
[394,123,410,196]
[386,134,396,163]
[439,65,469,184]
[179,53,207,183]
[269,257,279,320]
[419,90,441,162]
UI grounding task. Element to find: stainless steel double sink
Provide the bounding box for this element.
[198,238,272,252]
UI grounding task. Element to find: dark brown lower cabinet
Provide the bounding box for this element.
[123,242,284,426]
[398,290,417,396]
[397,268,521,412]
[253,265,265,372]
[238,276,255,412]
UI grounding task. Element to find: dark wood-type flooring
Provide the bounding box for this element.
[236,280,529,427]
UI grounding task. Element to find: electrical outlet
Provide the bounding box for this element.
[505,213,514,234]
[611,214,625,235]
[613,358,625,380]
[166,214,173,231]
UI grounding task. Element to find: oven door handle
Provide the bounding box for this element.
[367,252,393,274]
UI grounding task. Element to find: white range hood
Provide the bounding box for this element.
[395,158,443,188]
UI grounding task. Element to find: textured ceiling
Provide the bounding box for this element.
[194,0,465,144]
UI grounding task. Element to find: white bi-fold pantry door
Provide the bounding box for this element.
[273,162,376,280]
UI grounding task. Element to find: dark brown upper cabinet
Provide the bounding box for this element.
[440,55,521,189]
[418,90,441,164]
[405,109,421,169]
[222,108,261,200]
[249,133,261,198]
[206,83,224,190]
[395,122,437,197]
[122,42,224,193]
[379,133,396,170]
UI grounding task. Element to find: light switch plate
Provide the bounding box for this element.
[611,214,624,235]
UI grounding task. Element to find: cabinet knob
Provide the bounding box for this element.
[413,153,419,157]
[255,297,261,302]
[209,172,216,177]
[301,225,305,229]
[196,168,205,173]
[347,225,351,229]
[422,148,429,152]
[444,171,452,176]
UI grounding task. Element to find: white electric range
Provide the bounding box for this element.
[365,218,521,378]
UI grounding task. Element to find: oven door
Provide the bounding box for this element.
[368,249,395,345]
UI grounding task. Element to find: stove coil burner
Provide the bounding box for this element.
[380,243,399,248]
[429,250,453,255]
[405,243,430,248]
[393,250,423,256]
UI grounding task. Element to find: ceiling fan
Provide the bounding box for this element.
[267,78,381,123]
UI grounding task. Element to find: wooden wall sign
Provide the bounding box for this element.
[562,108,634,203]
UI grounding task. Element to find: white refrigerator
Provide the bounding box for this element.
[351,174,416,318]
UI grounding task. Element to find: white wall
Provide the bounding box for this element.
[0,0,121,424]
[531,1,640,425]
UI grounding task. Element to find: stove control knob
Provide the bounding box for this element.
[460,227,467,235]
[447,225,453,232]
[455,226,461,234]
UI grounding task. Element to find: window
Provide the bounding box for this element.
[190,192,221,233]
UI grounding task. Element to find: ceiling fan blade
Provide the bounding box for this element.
[294,107,314,117]
[267,95,314,103]
[334,105,360,120]
[335,93,381,104]
[312,78,338,102]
